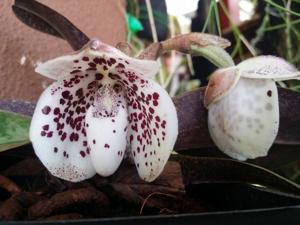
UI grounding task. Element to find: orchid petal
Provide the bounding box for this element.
[204,67,240,108]
[87,40,160,79]
[86,86,128,177]
[114,52,159,79]
[30,71,98,182]
[237,56,300,81]
[122,76,178,182]
[208,78,279,160]
[36,40,160,81]
[35,51,88,80]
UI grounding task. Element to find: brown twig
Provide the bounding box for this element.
[93,161,184,200]
[92,161,184,190]
[0,175,22,195]
[0,192,43,220]
[94,162,185,211]
[28,187,109,219]
[1,158,44,177]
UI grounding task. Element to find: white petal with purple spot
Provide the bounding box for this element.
[86,86,128,177]
[208,78,279,160]
[125,79,178,182]
[30,71,98,182]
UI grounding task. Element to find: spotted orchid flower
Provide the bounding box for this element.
[30,40,178,182]
[204,56,300,160]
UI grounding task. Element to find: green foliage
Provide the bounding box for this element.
[0,110,31,152]
[191,45,235,68]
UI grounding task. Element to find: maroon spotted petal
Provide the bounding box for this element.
[30,70,98,182]
[110,66,178,182]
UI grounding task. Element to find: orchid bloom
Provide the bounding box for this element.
[204,56,300,160]
[30,39,178,182]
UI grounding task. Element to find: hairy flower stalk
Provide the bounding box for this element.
[30,39,178,182]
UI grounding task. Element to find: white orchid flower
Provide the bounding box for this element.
[30,39,178,182]
[204,56,300,160]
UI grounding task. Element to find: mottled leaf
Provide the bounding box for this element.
[0,110,31,152]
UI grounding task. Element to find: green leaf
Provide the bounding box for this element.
[191,44,235,68]
[0,110,31,152]
[126,13,144,33]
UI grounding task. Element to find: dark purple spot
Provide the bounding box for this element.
[42,106,51,115]
[88,62,96,67]
[110,58,116,64]
[61,132,67,141]
[42,124,49,130]
[129,135,133,143]
[60,99,66,105]
[149,107,154,114]
[109,73,121,80]
[104,144,110,148]
[47,132,53,138]
[75,88,84,98]
[153,92,159,100]
[54,107,60,115]
[54,147,58,153]
[86,147,90,154]
[132,84,138,91]
[62,90,70,99]
[80,151,86,158]
[116,63,125,68]
[82,56,89,61]
[267,90,272,97]
[70,70,81,74]
[95,73,103,80]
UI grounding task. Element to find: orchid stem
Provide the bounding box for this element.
[145,0,164,85]
[285,0,293,61]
